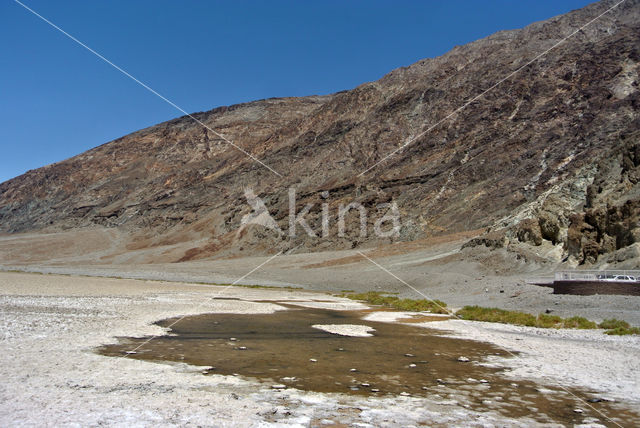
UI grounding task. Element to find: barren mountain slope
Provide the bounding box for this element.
[1,0,639,265]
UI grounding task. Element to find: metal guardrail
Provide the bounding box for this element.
[554,270,640,282]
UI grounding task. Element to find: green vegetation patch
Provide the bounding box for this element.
[341,293,639,335]
[342,291,448,314]
[456,306,600,329]
[603,326,640,335]
[457,306,537,327]
[598,319,640,335]
[598,319,631,330]
[561,316,598,329]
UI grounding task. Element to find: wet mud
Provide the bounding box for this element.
[99,304,639,426]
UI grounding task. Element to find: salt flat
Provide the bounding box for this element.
[1,271,639,426]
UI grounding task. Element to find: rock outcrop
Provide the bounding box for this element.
[483,134,640,266]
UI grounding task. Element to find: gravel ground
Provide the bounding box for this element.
[3,243,640,325]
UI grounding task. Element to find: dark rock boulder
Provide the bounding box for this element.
[462,230,508,250]
[516,219,543,246]
[538,212,561,244]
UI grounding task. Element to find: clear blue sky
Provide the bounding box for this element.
[0,0,593,184]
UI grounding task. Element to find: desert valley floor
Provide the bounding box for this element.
[1,250,639,427]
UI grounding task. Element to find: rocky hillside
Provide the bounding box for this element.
[1,0,639,265]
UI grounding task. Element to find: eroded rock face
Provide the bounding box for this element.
[0,0,639,262]
[567,213,599,264]
[561,138,640,264]
[538,213,561,245]
[606,242,640,265]
[567,199,640,264]
[480,136,640,266]
[517,219,543,246]
[462,230,509,250]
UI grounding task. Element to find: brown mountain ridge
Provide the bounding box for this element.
[1,0,639,267]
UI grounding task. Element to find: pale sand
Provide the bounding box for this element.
[1,271,638,426]
[311,324,376,337]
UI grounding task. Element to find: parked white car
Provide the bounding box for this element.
[603,275,637,282]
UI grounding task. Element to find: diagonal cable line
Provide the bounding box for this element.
[358,0,627,177]
[13,0,283,178]
[356,250,624,428]
[122,248,294,356]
